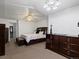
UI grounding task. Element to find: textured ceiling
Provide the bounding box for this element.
[0,0,79,20]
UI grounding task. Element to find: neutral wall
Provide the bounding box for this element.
[36,19,48,28]
[18,19,48,37]
[18,20,36,36]
[48,6,79,37]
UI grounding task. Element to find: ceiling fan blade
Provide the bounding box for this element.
[23,9,30,19]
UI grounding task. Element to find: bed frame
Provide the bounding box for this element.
[24,27,48,45]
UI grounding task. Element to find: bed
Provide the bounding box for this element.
[21,27,47,45]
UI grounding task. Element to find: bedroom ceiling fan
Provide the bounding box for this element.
[23,9,40,21]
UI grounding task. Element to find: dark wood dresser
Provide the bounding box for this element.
[0,24,5,56]
[46,34,79,59]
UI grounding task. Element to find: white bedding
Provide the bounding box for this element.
[21,33,46,43]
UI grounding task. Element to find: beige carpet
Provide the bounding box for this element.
[0,41,67,59]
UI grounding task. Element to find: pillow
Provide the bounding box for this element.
[39,31,43,34]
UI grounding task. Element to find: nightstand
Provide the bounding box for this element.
[16,37,25,46]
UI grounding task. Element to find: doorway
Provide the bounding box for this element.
[9,23,16,40]
[10,26,13,39]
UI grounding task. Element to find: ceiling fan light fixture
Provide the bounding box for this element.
[27,15,33,21]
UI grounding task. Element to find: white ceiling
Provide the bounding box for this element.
[0,0,79,20]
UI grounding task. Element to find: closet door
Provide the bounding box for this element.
[0,24,5,56]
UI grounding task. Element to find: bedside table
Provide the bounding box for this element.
[16,37,25,46]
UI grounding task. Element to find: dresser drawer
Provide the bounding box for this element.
[70,51,79,57]
[70,38,79,45]
[60,49,69,56]
[70,45,79,52]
